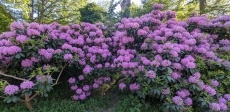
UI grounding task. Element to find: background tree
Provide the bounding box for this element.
[120,0,131,18]
[79,2,106,23]
[0,0,88,24]
[0,4,14,33]
[128,0,230,20]
[108,0,122,19]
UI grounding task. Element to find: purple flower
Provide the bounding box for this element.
[176,90,187,98]
[10,22,24,30]
[68,77,76,84]
[162,88,170,95]
[16,35,29,43]
[64,54,73,60]
[224,94,230,101]
[42,64,51,70]
[31,57,41,62]
[161,60,171,67]
[205,86,216,96]
[83,85,90,91]
[173,63,183,70]
[83,65,93,74]
[76,88,83,94]
[205,52,215,58]
[152,4,163,10]
[73,94,78,100]
[36,75,52,82]
[27,29,40,36]
[78,75,84,80]
[71,85,78,90]
[21,59,33,67]
[184,98,193,106]
[20,80,35,90]
[119,83,126,90]
[188,76,198,83]
[3,46,22,55]
[219,39,230,45]
[218,97,227,104]
[96,30,103,36]
[89,32,96,37]
[129,83,140,91]
[4,85,19,95]
[93,83,99,89]
[86,92,91,96]
[211,79,219,87]
[146,70,156,79]
[193,72,201,79]
[197,48,207,53]
[209,103,220,111]
[55,49,62,54]
[219,103,228,111]
[137,29,147,36]
[185,62,196,68]
[79,93,86,100]
[96,64,103,68]
[103,77,111,82]
[172,96,183,106]
[171,72,181,80]
[44,52,53,60]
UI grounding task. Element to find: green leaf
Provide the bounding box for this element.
[15,54,20,59]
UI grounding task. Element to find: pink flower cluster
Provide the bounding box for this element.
[20,80,35,90]
[4,85,19,95]
[69,76,111,101]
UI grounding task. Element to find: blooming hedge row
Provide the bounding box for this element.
[1,4,230,111]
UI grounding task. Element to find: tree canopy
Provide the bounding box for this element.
[0,4,14,33]
[79,2,106,23]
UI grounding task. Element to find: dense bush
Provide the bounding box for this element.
[1,4,230,111]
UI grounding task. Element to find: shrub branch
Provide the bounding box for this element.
[53,63,67,86]
[0,71,26,81]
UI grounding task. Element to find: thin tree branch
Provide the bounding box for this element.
[53,63,67,85]
[19,99,25,102]
[0,96,6,99]
[29,92,38,101]
[0,71,26,81]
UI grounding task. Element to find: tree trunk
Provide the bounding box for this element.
[30,0,34,22]
[120,0,131,18]
[38,0,45,23]
[25,93,33,110]
[120,0,131,10]
[199,0,206,14]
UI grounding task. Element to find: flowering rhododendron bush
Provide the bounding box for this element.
[1,4,230,111]
[0,21,113,110]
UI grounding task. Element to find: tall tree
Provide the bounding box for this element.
[108,0,122,19]
[79,2,106,23]
[1,0,88,24]
[199,0,206,13]
[129,0,230,20]
[0,4,14,33]
[120,0,131,18]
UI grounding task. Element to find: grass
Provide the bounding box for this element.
[0,80,159,112]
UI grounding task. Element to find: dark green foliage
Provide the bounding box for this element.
[0,84,155,112]
[79,3,107,23]
[0,4,14,33]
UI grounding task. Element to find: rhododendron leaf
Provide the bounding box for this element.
[6,98,11,103]
[12,96,19,103]
[201,102,206,106]
[147,79,151,84]
[15,54,21,59]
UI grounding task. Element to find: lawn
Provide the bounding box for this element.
[0,82,157,112]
